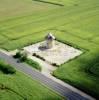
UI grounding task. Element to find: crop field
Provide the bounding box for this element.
[0,0,99,99]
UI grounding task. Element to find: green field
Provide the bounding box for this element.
[0,60,62,100]
[0,0,99,99]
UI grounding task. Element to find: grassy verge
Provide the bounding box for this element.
[26,58,41,71]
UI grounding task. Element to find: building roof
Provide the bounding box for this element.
[45,33,55,40]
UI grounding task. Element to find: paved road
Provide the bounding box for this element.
[0,51,95,100]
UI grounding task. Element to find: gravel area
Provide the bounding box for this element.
[24,41,82,65]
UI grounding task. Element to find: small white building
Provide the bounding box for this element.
[45,33,55,49]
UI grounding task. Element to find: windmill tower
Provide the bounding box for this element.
[45,33,55,49]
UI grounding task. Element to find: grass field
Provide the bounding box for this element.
[0,0,99,99]
[0,60,62,100]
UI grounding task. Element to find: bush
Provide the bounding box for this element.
[13,51,22,58]
[0,61,16,74]
[33,53,36,56]
[14,51,28,62]
[52,63,59,67]
[20,54,27,62]
[33,53,45,61]
[26,59,41,71]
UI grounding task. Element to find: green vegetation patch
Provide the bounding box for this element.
[0,61,16,74]
[26,58,41,71]
[89,63,99,77]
